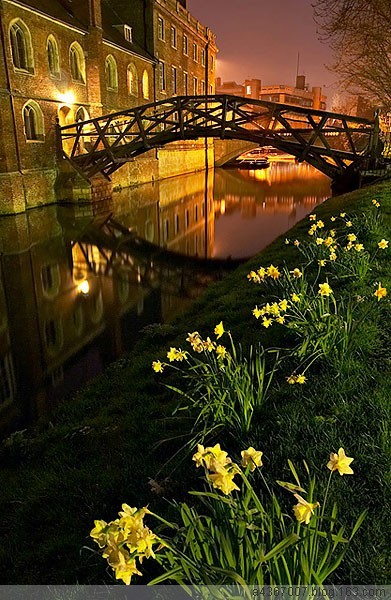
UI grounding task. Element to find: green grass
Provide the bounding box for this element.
[0,181,390,584]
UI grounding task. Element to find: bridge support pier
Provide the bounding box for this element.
[55,160,112,205]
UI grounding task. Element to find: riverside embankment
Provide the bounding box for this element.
[0,180,389,585]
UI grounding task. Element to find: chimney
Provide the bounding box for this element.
[296,75,306,90]
[72,0,102,29]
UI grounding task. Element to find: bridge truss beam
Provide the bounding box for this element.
[58,95,378,182]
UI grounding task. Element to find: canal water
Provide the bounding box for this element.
[0,162,330,435]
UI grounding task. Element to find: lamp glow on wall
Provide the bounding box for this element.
[58,91,76,105]
[77,280,90,295]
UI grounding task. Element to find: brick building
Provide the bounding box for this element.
[0,0,217,214]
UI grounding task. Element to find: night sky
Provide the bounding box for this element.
[188,0,338,104]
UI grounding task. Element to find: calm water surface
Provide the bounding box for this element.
[0,162,330,434]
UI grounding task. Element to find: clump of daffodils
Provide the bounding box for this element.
[193,443,240,495]
[152,322,229,373]
[247,264,281,283]
[91,445,363,585]
[90,505,158,584]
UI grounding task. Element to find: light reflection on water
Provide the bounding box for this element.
[213,162,330,258]
[0,163,329,435]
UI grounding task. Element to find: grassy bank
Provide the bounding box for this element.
[0,181,390,584]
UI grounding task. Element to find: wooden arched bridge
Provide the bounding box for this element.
[58,95,382,189]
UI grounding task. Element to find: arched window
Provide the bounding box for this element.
[105,55,118,90]
[75,106,90,122]
[127,63,138,96]
[69,42,85,83]
[47,35,60,78]
[23,100,44,141]
[9,19,34,72]
[142,69,149,99]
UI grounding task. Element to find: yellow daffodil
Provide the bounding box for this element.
[214,321,225,339]
[90,520,108,548]
[293,494,320,524]
[192,444,231,470]
[262,317,272,328]
[329,252,337,261]
[318,259,326,267]
[327,447,354,475]
[257,267,266,279]
[296,374,307,384]
[316,237,324,246]
[355,243,364,252]
[152,360,164,373]
[279,298,289,312]
[241,447,263,471]
[346,220,352,227]
[291,293,301,303]
[247,270,261,283]
[267,264,281,279]
[375,201,380,208]
[286,374,297,384]
[253,306,263,319]
[291,268,302,278]
[330,229,336,237]
[340,212,346,218]
[318,282,333,296]
[285,238,290,244]
[374,283,387,301]
[347,233,357,242]
[371,199,379,206]
[276,316,285,324]
[186,331,201,344]
[324,237,333,247]
[316,220,325,229]
[309,214,317,221]
[167,347,179,362]
[269,303,280,316]
[346,242,353,251]
[216,345,227,359]
[308,225,316,236]
[203,337,215,352]
[114,555,142,585]
[378,239,389,250]
[330,216,336,222]
[293,239,300,246]
[208,464,240,495]
[186,332,203,353]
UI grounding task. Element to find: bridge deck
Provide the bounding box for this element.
[58,95,380,183]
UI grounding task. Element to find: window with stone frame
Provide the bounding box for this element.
[10,19,34,72]
[127,63,138,96]
[170,25,177,48]
[183,33,188,55]
[23,100,44,141]
[105,55,118,91]
[158,61,166,92]
[158,16,165,41]
[142,69,150,99]
[47,35,60,78]
[69,42,85,83]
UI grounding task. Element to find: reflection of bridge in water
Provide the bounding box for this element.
[72,214,245,302]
